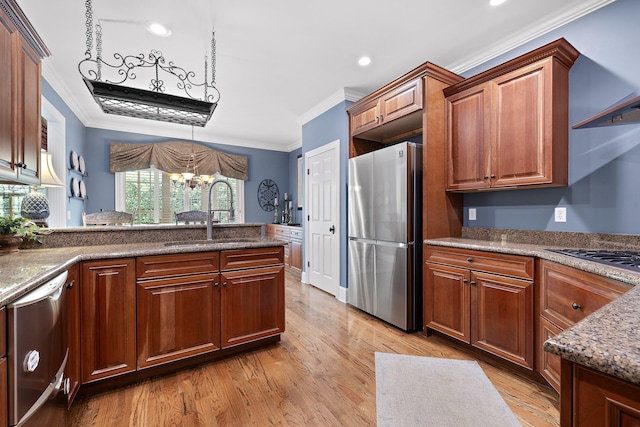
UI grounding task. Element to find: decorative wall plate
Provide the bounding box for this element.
[80,180,87,199]
[257,179,279,211]
[70,151,79,170]
[79,156,86,174]
[70,177,80,197]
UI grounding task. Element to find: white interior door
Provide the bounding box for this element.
[305,140,340,297]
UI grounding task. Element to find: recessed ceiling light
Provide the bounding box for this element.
[358,56,372,66]
[490,0,507,5]
[146,22,172,37]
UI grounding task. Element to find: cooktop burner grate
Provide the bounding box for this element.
[546,249,640,272]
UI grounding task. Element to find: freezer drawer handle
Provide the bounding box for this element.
[329,225,335,234]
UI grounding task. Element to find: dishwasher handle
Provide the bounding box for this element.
[9,271,68,309]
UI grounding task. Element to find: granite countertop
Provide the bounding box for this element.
[0,237,285,307]
[425,236,640,386]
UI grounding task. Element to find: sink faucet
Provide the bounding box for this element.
[207,179,235,240]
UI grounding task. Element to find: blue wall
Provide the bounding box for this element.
[462,0,640,235]
[41,80,88,226]
[301,101,351,288]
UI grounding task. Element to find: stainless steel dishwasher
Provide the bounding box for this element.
[7,270,69,427]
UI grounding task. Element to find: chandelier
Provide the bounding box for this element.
[169,127,214,189]
[78,0,220,127]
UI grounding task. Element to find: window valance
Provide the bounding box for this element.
[109,141,248,180]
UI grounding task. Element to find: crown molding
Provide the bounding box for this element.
[446,0,615,74]
[42,61,92,126]
[298,87,367,126]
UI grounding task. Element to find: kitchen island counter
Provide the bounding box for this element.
[425,233,640,386]
[0,236,285,307]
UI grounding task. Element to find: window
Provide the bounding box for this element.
[115,168,244,224]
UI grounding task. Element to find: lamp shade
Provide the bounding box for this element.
[40,152,65,187]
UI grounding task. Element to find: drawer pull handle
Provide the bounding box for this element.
[571,302,582,310]
[467,257,473,262]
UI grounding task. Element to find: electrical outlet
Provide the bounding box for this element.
[555,207,567,223]
[469,208,476,221]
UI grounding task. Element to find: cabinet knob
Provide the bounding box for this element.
[66,280,75,289]
[467,257,473,262]
[223,282,228,287]
[571,302,582,310]
[214,282,219,287]
[463,279,468,284]
[483,175,489,180]
[470,281,476,286]
[490,174,495,179]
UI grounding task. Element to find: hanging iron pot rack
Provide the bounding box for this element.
[78,0,220,127]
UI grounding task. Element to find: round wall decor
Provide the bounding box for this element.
[257,179,279,211]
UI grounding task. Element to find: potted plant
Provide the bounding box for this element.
[0,215,45,254]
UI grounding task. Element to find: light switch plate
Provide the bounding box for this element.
[469,208,476,221]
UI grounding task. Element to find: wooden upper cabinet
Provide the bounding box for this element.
[350,78,422,139]
[0,0,48,185]
[444,38,579,192]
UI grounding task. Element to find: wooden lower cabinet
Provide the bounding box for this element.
[538,260,629,392]
[221,265,285,348]
[0,357,6,427]
[136,273,221,369]
[80,258,137,383]
[424,246,534,369]
[265,224,302,272]
[64,264,81,406]
[561,360,640,426]
[1,306,6,427]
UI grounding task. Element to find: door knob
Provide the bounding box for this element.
[329,225,335,234]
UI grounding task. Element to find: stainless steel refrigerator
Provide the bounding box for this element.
[347,141,422,331]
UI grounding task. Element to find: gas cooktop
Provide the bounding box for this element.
[546,249,640,272]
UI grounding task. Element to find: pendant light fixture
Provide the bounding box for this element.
[169,127,214,189]
[78,0,220,127]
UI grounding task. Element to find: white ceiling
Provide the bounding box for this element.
[18,0,614,152]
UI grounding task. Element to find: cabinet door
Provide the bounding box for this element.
[491,58,555,188]
[0,12,16,181]
[380,78,422,124]
[290,238,303,272]
[539,316,563,393]
[0,357,6,427]
[573,364,640,427]
[64,264,81,406]
[350,97,381,136]
[221,266,285,348]
[81,259,136,383]
[471,271,534,369]
[445,84,491,190]
[136,273,221,369]
[0,307,5,427]
[423,262,470,343]
[13,34,40,185]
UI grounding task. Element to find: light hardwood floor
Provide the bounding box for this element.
[68,271,560,426]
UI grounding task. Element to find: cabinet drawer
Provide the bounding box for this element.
[290,228,302,240]
[220,246,284,271]
[540,260,628,328]
[0,307,5,356]
[425,246,534,280]
[274,227,290,240]
[137,252,220,280]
